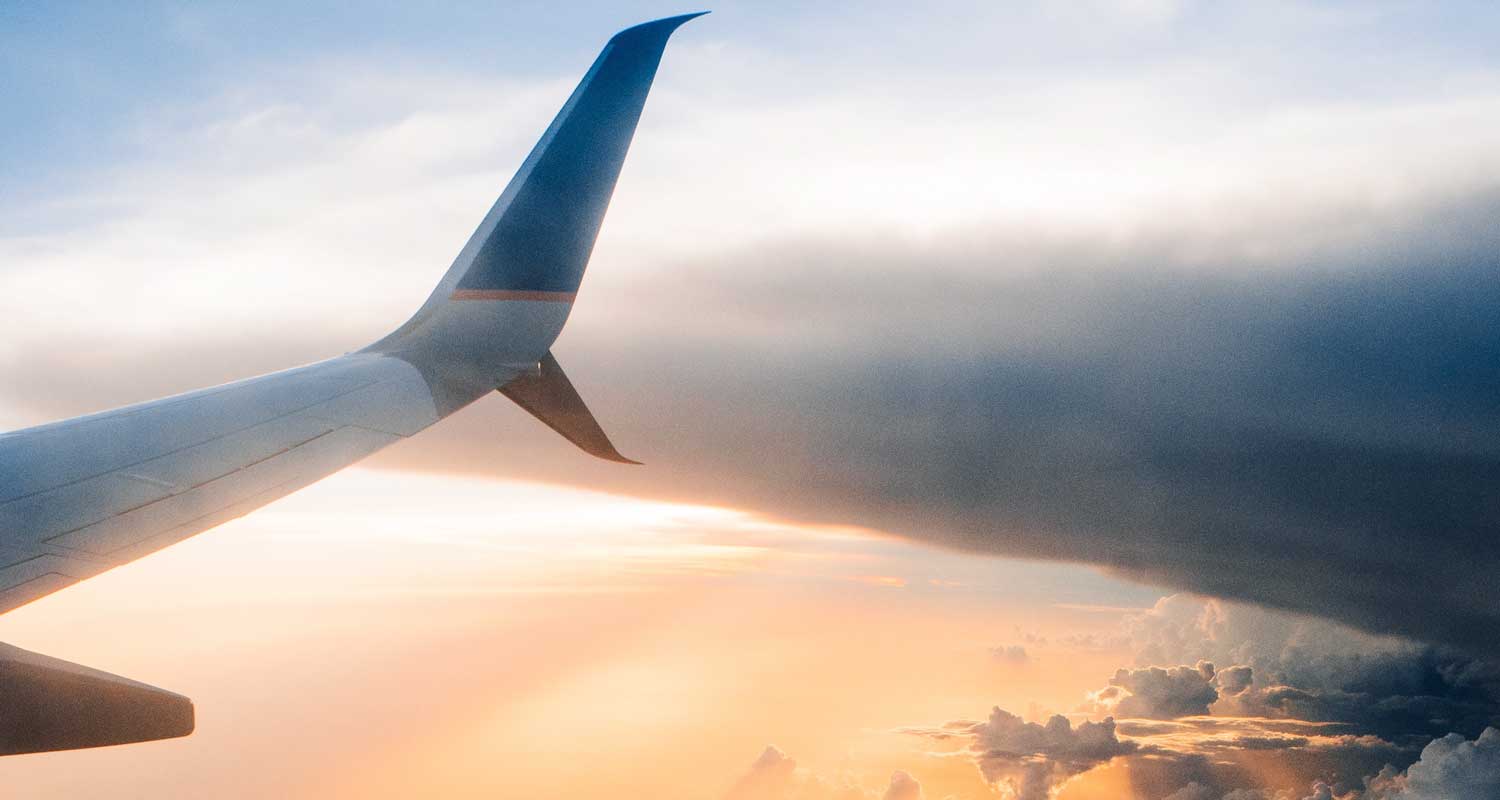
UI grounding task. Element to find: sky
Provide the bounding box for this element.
[5,1,1500,797]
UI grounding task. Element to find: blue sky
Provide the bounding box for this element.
[9,0,1500,194]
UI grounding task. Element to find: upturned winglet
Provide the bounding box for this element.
[370,12,709,353]
[362,13,704,457]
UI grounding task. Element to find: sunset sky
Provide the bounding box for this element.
[5,2,1500,798]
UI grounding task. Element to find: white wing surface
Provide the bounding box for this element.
[0,355,436,614]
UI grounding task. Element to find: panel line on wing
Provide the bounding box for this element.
[119,472,179,491]
[0,573,77,616]
[0,377,381,508]
[86,478,305,563]
[48,426,399,560]
[42,429,341,551]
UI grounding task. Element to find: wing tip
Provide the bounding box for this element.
[610,11,710,43]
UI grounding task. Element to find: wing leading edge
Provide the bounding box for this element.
[0,13,702,754]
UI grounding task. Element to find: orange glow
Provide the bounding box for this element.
[0,469,1146,798]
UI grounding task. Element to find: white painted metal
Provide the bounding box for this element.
[0,354,438,613]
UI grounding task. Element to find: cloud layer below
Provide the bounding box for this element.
[902,595,1500,798]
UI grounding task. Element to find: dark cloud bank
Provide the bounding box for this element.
[404,187,1500,657]
[9,188,1500,657]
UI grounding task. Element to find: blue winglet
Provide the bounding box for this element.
[450,12,709,299]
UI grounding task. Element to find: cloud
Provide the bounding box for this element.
[1103,661,1220,719]
[909,703,1393,798]
[1163,783,1216,800]
[902,596,1500,798]
[881,771,923,800]
[903,707,1135,798]
[990,645,1031,665]
[1139,727,1500,799]
[1362,727,1500,800]
[1168,783,1349,800]
[1217,665,1254,696]
[1299,784,1354,800]
[724,746,920,800]
[726,746,800,800]
[1122,596,1500,742]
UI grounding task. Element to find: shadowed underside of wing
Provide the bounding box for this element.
[0,642,195,755]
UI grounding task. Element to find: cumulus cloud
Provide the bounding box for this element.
[903,706,1134,798]
[976,708,1136,771]
[1104,601,1500,797]
[880,771,923,800]
[1299,784,1353,800]
[1164,783,1216,800]
[1122,596,1500,742]
[725,745,885,800]
[1132,728,1500,798]
[725,746,800,800]
[990,645,1031,665]
[1217,665,1254,697]
[1090,598,1500,796]
[903,596,1500,798]
[1094,661,1220,719]
[1363,727,1500,800]
[1169,786,1343,800]
[1166,782,1339,800]
[1167,784,1311,800]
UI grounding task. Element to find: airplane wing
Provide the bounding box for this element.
[0,12,703,755]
